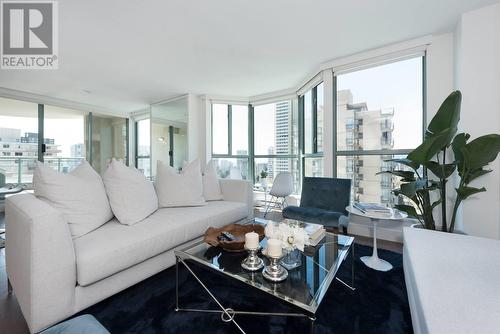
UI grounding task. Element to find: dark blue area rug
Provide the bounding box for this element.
[78,244,412,334]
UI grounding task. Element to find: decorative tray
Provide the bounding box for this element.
[204,223,265,252]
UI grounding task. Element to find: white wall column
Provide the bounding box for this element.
[455,3,500,239]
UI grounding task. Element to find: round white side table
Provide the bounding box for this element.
[346,206,407,272]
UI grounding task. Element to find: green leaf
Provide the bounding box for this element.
[427,161,456,179]
[383,158,420,170]
[452,132,470,176]
[400,180,428,198]
[408,128,455,165]
[428,90,461,136]
[395,204,419,219]
[462,134,500,171]
[377,170,416,181]
[465,168,491,183]
[456,186,486,200]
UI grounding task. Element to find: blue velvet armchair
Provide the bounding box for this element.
[282,177,351,231]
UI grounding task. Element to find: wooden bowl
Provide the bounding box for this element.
[204,223,265,252]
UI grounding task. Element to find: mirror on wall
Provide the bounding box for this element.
[150,97,188,177]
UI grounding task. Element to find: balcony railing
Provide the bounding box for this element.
[380,120,394,131]
[0,157,84,185]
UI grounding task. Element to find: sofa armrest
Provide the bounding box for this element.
[219,179,254,218]
[6,193,76,333]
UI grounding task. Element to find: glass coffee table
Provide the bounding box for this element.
[174,218,355,333]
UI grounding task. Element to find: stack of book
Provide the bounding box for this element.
[353,202,391,217]
[304,222,326,246]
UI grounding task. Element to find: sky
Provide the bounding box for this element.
[0,115,84,157]
[337,56,423,150]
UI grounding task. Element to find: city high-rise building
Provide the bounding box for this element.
[0,128,60,183]
[70,143,85,158]
[336,90,395,204]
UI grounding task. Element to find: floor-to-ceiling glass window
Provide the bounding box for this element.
[211,103,250,180]
[253,100,299,191]
[0,97,39,185]
[0,97,129,185]
[301,82,324,177]
[335,56,424,204]
[135,118,151,178]
[43,105,87,173]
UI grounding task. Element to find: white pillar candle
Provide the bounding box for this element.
[245,232,259,250]
[267,239,282,257]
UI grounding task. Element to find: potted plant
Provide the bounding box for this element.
[260,169,268,189]
[379,91,500,232]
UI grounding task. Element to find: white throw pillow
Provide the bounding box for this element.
[33,160,113,238]
[155,159,206,207]
[202,160,223,201]
[102,159,158,225]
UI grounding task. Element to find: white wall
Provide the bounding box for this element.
[455,3,500,239]
[425,33,456,230]
[187,94,208,166]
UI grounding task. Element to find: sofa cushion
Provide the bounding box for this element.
[403,227,500,334]
[74,200,248,286]
[40,315,109,334]
[155,159,205,207]
[202,160,224,201]
[283,206,343,228]
[102,159,158,225]
[33,160,114,238]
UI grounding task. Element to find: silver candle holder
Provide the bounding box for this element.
[241,247,264,271]
[262,255,288,282]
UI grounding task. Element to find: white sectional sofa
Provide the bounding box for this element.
[6,178,253,333]
[403,227,500,334]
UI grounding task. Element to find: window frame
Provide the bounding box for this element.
[300,82,324,178]
[332,54,427,203]
[211,103,253,181]
[134,118,150,172]
[251,100,298,191]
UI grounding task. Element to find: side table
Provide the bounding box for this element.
[346,206,407,272]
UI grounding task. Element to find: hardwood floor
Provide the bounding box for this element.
[0,209,401,333]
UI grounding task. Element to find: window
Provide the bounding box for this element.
[0,97,39,184]
[0,97,129,185]
[301,82,324,177]
[136,118,151,178]
[211,104,250,179]
[254,101,295,156]
[210,100,298,191]
[253,101,298,191]
[43,105,86,173]
[231,105,248,155]
[335,56,424,204]
[212,157,249,180]
[211,104,229,155]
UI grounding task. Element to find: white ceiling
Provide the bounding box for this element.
[0,0,499,114]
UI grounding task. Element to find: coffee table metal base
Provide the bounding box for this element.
[175,249,355,334]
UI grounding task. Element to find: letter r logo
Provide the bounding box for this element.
[2,1,53,55]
